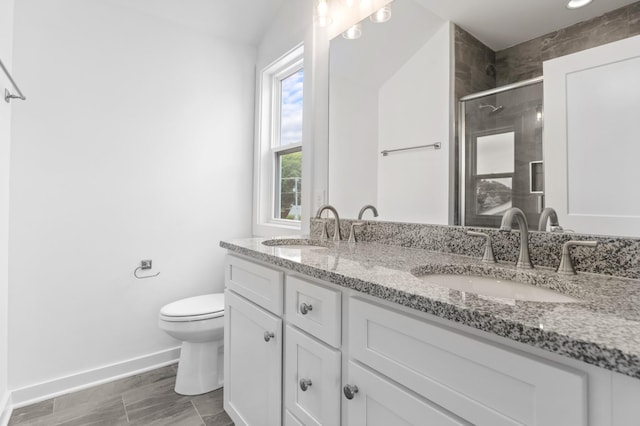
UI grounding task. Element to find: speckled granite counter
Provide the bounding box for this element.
[220,236,640,380]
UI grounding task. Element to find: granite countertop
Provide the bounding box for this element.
[220,236,640,379]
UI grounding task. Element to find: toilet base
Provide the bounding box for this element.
[174,339,224,395]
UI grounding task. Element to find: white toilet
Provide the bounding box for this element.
[158,293,225,395]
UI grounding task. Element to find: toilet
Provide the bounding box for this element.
[158,293,225,395]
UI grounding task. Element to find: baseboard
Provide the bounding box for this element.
[0,393,13,426]
[10,346,180,409]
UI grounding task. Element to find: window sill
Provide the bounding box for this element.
[253,221,303,238]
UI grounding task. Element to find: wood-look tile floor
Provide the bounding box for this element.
[8,364,234,426]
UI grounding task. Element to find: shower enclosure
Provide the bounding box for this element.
[460,77,544,230]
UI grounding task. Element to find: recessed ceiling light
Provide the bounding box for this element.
[566,0,593,9]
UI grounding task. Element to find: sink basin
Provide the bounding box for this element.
[262,238,331,250]
[415,273,580,303]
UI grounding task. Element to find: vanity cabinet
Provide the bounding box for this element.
[223,253,640,426]
[346,297,586,426]
[224,255,284,426]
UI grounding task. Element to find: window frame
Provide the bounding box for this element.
[254,44,304,235]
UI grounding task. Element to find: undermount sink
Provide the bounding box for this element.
[414,272,580,303]
[261,238,331,250]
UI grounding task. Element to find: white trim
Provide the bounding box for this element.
[9,346,180,408]
[0,393,12,426]
[253,44,305,237]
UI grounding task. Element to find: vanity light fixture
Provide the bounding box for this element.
[343,22,362,39]
[316,0,332,27]
[370,4,392,23]
[566,0,593,9]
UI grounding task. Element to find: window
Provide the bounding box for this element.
[255,45,304,233]
[274,68,303,221]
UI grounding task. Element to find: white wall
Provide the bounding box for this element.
[328,76,378,216]
[9,0,255,393]
[0,0,14,417]
[378,22,451,224]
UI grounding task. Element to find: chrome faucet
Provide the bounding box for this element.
[315,204,342,242]
[358,205,379,220]
[538,207,564,232]
[500,207,533,269]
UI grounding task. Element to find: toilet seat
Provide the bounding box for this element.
[160,294,224,322]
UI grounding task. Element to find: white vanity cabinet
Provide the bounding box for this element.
[224,255,284,426]
[223,253,640,426]
[345,297,586,426]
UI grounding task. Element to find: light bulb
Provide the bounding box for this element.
[342,23,362,40]
[370,5,391,23]
[566,0,593,9]
[316,0,332,27]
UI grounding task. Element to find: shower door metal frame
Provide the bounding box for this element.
[458,76,543,227]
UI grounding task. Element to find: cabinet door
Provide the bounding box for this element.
[224,290,282,426]
[344,361,470,426]
[285,325,341,426]
[349,297,586,426]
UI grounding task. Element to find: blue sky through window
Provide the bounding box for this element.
[280,68,303,146]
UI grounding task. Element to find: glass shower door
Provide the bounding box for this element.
[461,81,544,229]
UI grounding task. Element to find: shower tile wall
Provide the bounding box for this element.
[495,1,640,85]
[454,26,496,100]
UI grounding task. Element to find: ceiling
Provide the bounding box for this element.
[414,0,638,50]
[105,0,637,50]
[107,0,286,46]
[331,0,444,87]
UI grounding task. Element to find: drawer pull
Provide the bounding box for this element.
[300,302,313,315]
[299,378,313,391]
[263,331,275,342]
[343,384,359,400]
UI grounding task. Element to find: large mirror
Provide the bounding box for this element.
[328,0,640,237]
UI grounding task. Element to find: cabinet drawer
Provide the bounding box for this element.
[285,275,341,347]
[345,361,470,426]
[349,297,587,426]
[285,325,341,426]
[225,254,284,315]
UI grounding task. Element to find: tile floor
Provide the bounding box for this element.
[8,364,234,426]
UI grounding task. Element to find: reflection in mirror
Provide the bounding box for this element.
[328,0,450,224]
[476,132,514,175]
[327,0,640,237]
[461,80,544,230]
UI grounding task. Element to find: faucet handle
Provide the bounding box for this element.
[466,230,496,264]
[348,222,365,243]
[557,240,598,275]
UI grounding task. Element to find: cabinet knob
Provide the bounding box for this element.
[299,378,313,391]
[300,302,313,315]
[263,331,275,342]
[343,384,359,400]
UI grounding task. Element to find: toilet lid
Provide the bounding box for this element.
[160,294,224,321]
